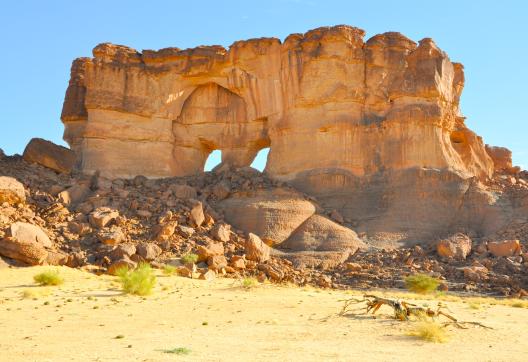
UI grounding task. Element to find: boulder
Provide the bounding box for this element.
[463,265,489,282]
[189,200,205,227]
[436,233,472,260]
[178,225,195,238]
[219,190,316,245]
[487,240,522,257]
[89,207,119,229]
[199,269,216,281]
[257,263,284,281]
[245,233,271,262]
[7,222,52,248]
[207,255,228,270]
[280,215,365,253]
[97,226,125,245]
[211,182,230,200]
[230,255,246,269]
[317,275,333,288]
[170,184,197,199]
[0,237,48,265]
[136,242,162,261]
[178,265,193,278]
[210,223,231,242]
[58,183,91,205]
[485,145,518,174]
[0,176,25,205]
[156,221,178,241]
[68,221,92,236]
[109,243,137,260]
[46,251,69,266]
[22,138,76,173]
[196,243,224,262]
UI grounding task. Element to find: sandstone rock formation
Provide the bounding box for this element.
[218,189,316,245]
[281,215,365,253]
[23,138,76,173]
[62,26,494,180]
[0,153,526,294]
[0,176,26,205]
[59,25,523,243]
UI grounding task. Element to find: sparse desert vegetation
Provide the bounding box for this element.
[180,253,199,265]
[407,321,449,343]
[116,263,156,296]
[0,266,527,361]
[162,347,191,355]
[404,273,440,294]
[33,270,64,286]
[241,277,258,290]
[162,264,177,275]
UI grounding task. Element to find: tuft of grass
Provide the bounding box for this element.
[162,347,191,355]
[511,301,527,308]
[33,270,64,286]
[21,289,45,299]
[162,264,177,275]
[181,253,199,265]
[116,263,156,296]
[404,274,440,294]
[241,277,258,290]
[469,302,481,310]
[407,321,448,343]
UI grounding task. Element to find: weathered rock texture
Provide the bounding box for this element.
[23,138,76,173]
[61,25,523,242]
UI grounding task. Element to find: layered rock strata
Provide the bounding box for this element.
[61,25,521,241]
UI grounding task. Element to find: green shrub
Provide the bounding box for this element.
[116,263,156,296]
[162,264,177,275]
[181,253,199,264]
[33,270,64,286]
[404,273,440,294]
[241,277,258,290]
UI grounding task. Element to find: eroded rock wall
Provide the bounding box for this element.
[61,25,493,181]
[61,25,514,241]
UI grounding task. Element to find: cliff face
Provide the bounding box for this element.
[62,25,516,241]
[62,25,493,180]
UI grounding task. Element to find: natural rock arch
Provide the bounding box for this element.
[172,83,270,175]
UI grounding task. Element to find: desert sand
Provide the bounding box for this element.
[0,266,526,362]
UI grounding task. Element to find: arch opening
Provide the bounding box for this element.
[250,147,270,172]
[204,149,222,172]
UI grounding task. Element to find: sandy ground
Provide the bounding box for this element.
[0,266,526,362]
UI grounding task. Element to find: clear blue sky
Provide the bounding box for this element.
[1,0,526,171]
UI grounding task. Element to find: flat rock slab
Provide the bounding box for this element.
[23,138,75,173]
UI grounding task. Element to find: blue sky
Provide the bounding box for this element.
[1,0,526,171]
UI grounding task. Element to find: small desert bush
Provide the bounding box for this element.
[404,274,440,294]
[21,288,50,299]
[511,301,528,308]
[162,264,177,275]
[116,263,156,296]
[407,321,448,343]
[181,253,199,264]
[241,277,258,290]
[162,347,191,355]
[468,302,481,310]
[33,270,64,286]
